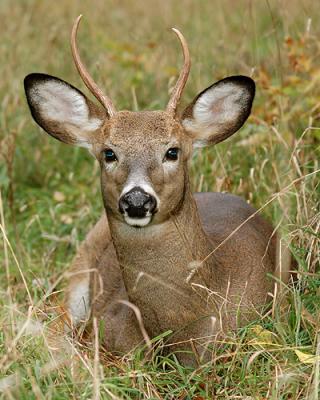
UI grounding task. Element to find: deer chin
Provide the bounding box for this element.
[124,215,152,228]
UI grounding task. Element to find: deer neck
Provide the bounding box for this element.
[107,188,214,299]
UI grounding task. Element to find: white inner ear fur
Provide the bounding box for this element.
[182,82,250,148]
[30,80,103,147]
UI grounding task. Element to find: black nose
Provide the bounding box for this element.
[119,187,157,218]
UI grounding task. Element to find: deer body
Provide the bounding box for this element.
[24,17,279,365]
[112,190,275,326]
[67,187,275,363]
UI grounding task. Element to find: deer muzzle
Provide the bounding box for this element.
[119,187,157,226]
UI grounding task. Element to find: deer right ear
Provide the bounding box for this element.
[181,76,255,148]
[24,73,107,148]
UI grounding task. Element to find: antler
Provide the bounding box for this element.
[71,15,116,117]
[166,28,191,116]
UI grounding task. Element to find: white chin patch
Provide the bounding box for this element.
[124,215,152,227]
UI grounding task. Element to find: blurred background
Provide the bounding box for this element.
[0,0,319,398]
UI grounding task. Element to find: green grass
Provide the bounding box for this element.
[0,0,319,398]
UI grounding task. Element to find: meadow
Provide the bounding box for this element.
[0,0,319,398]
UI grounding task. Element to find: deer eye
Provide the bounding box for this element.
[104,149,117,162]
[164,147,179,161]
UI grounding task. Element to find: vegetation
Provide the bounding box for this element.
[0,0,319,398]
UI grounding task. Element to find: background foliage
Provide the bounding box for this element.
[0,0,319,398]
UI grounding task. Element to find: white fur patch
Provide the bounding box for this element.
[67,279,90,324]
[163,159,179,171]
[30,80,102,139]
[183,82,250,145]
[124,215,152,227]
[121,181,160,210]
[104,160,118,172]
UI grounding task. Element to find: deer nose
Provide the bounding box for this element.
[119,187,157,218]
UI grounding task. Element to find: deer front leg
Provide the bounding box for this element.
[65,213,144,353]
[90,244,144,353]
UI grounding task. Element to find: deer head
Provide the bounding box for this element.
[24,16,255,228]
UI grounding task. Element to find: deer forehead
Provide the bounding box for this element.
[105,110,184,147]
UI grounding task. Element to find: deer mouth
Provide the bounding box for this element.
[123,214,152,227]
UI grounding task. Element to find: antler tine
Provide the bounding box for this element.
[71,15,116,117]
[166,28,191,116]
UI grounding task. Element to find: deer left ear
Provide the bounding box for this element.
[24,73,107,148]
[182,76,255,148]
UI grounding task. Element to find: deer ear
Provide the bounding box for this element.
[24,73,107,148]
[182,76,255,148]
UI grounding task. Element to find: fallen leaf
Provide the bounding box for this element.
[53,191,65,202]
[60,214,73,224]
[295,349,319,364]
[249,324,273,345]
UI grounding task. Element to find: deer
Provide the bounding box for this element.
[24,16,286,366]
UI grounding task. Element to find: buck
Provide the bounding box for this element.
[24,16,284,365]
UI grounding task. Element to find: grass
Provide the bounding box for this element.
[0,0,319,398]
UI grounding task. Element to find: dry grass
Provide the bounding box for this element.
[0,0,319,398]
